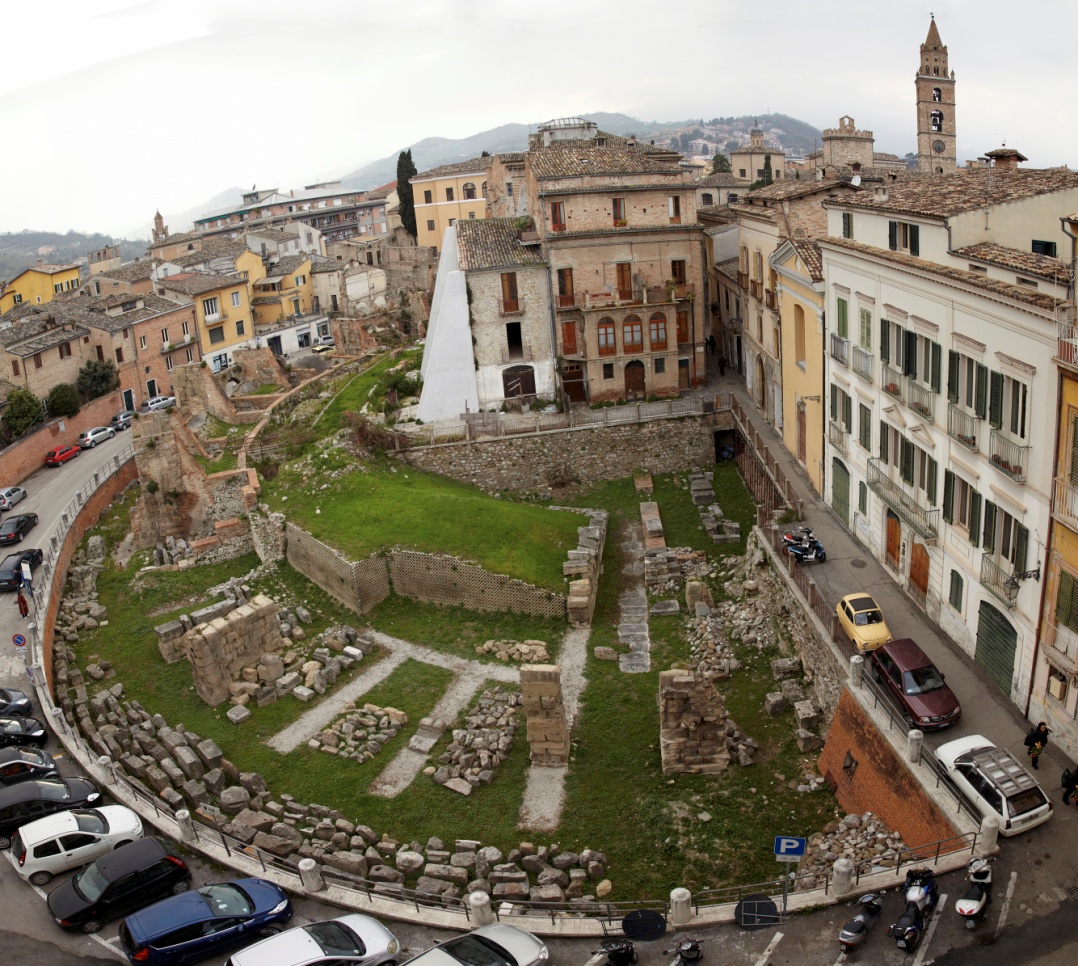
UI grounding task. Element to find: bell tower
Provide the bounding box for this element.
[915,17,956,174]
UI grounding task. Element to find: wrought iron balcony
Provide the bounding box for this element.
[881,362,905,401]
[828,420,849,456]
[1042,618,1078,674]
[989,430,1030,483]
[906,380,934,422]
[1054,474,1078,531]
[980,554,1018,608]
[830,333,849,366]
[1056,315,1078,372]
[947,404,978,451]
[852,345,873,383]
[867,457,939,541]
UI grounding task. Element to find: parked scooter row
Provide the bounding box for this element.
[591,936,703,966]
[781,525,827,564]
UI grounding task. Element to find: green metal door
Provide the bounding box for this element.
[975,600,1018,695]
[831,458,850,527]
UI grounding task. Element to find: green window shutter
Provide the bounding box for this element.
[968,491,981,547]
[837,298,848,339]
[1070,417,1078,485]
[842,212,852,238]
[942,469,955,523]
[1058,571,1078,631]
[859,308,872,348]
[975,364,988,418]
[889,221,898,251]
[844,393,852,431]
[927,457,938,504]
[901,438,915,484]
[1014,523,1029,573]
[982,500,997,552]
[930,343,941,393]
[904,331,918,378]
[949,570,963,609]
[830,384,838,422]
[947,350,960,403]
[880,420,889,462]
[880,320,890,363]
[909,224,920,256]
[989,371,1004,429]
[859,404,871,448]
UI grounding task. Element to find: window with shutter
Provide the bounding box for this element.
[949,569,964,610]
[983,501,997,552]
[989,371,1004,428]
[1070,416,1078,485]
[901,437,915,484]
[889,221,898,251]
[836,298,848,339]
[909,224,920,256]
[1057,571,1078,632]
[942,470,955,522]
[880,420,889,462]
[927,457,938,504]
[859,309,872,349]
[881,319,890,362]
[842,212,853,239]
[830,384,838,422]
[931,343,941,393]
[859,404,871,449]
[968,491,981,547]
[904,331,918,378]
[947,350,960,403]
[1014,524,1029,573]
[975,364,988,418]
[844,392,852,431]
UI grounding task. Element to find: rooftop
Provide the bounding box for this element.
[789,239,824,282]
[951,242,1072,285]
[158,272,245,297]
[456,219,548,272]
[746,177,854,203]
[696,172,750,188]
[414,158,488,181]
[529,145,684,181]
[171,237,251,268]
[98,259,160,283]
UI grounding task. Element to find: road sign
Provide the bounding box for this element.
[774,836,807,863]
[12,634,26,649]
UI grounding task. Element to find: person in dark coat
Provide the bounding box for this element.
[707,334,717,355]
[16,589,29,618]
[1063,765,1078,805]
[1024,721,1050,769]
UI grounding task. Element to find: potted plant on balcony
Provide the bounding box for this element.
[665,278,677,300]
[615,218,628,227]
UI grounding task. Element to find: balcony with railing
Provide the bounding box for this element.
[989,430,1030,483]
[1042,618,1078,674]
[830,332,849,367]
[749,279,762,300]
[1056,315,1078,371]
[906,380,934,422]
[737,271,749,291]
[867,457,939,540]
[500,298,526,317]
[1054,474,1078,531]
[597,340,617,358]
[881,362,905,401]
[980,554,1018,608]
[828,420,849,456]
[555,293,580,310]
[764,289,776,310]
[852,345,873,383]
[947,404,978,451]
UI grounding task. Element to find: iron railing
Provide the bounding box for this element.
[1054,474,1078,531]
[830,333,849,367]
[828,420,849,456]
[1041,619,1078,674]
[852,345,873,383]
[947,404,979,451]
[981,554,1019,608]
[989,430,1030,483]
[881,363,904,400]
[906,380,934,422]
[867,458,940,540]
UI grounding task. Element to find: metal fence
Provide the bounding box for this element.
[730,400,803,520]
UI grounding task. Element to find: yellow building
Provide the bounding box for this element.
[156,273,253,371]
[772,239,825,494]
[0,262,82,313]
[249,255,313,327]
[412,158,489,252]
[729,123,785,183]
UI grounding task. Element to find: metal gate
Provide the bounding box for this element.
[975,600,1018,696]
[831,458,850,527]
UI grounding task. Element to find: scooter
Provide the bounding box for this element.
[591,939,637,966]
[781,526,816,552]
[837,894,883,954]
[954,857,992,929]
[787,536,827,564]
[663,938,703,966]
[887,868,940,952]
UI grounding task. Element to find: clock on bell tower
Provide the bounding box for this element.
[916,17,957,174]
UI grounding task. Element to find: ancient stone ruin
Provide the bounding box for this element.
[658,669,758,774]
[520,665,570,765]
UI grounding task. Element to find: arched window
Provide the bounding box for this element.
[932,87,942,102]
[794,304,806,365]
[701,193,714,206]
[649,312,667,350]
[481,181,487,198]
[930,111,943,132]
[462,183,477,200]
[597,318,616,356]
[623,314,643,353]
[933,66,939,76]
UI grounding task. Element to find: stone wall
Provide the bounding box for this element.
[172,363,238,421]
[658,669,732,775]
[520,665,569,765]
[402,416,720,496]
[817,690,958,847]
[285,523,371,612]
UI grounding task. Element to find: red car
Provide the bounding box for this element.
[44,445,80,467]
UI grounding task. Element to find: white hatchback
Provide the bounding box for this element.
[10,805,144,885]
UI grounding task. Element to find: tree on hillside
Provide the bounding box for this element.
[1,388,42,439]
[46,383,80,419]
[396,150,418,239]
[710,154,732,174]
[76,359,118,401]
[762,154,774,186]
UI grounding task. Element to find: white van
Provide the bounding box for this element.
[10,805,143,885]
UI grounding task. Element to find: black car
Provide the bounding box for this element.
[0,747,58,786]
[0,513,38,546]
[0,548,42,591]
[48,836,192,934]
[0,777,101,848]
[0,716,47,749]
[0,689,32,716]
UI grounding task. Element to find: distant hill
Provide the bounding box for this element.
[0,231,148,283]
[125,187,248,240]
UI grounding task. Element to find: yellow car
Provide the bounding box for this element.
[836,593,892,652]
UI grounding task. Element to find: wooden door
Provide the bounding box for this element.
[886,511,901,569]
[616,263,633,300]
[561,320,578,355]
[624,360,645,396]
[909,542,929,599]
[557,268,575,308]
[500,272,519,312]
[563,363,586,402]
[797,406,807,463]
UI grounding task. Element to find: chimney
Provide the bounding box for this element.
[984,146,1027,171]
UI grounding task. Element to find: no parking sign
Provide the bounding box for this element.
[12,634,26,650]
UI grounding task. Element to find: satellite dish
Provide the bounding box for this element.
[851,175,862,187]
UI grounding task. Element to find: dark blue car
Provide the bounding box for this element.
[118,878,292,965]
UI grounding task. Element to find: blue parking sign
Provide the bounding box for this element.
[774,836,807,862]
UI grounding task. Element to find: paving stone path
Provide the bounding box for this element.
[618,527,652,673]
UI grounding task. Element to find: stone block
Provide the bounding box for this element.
[764,692,789,717]
[252,831,301,857]
[443,777,472,795]
[324,850,368,877]
[276,672,300,695]
[227,705,251,725]
[196,738,224,769]
[771,657,802,680]
[181,780,210,807]
[292,686,315,703]
[794,700,819,731]
[219,785,251,813]
[796,729,824,753]
[233,808,276,833]
[650,600,680,616]
[423,863,469,885]
[174,746,204,781]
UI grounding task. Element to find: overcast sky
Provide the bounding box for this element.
[3,0,1077,239]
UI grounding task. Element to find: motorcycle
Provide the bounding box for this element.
[837,893,883,954]
[591,939,637,966]
[787,536,827,564]
[663,938,703,966]
[954,857,992,929]
[781,526,816,552]
[887,868,940,952]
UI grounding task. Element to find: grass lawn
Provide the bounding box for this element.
[194,450,239,474]
[261,457,581,593]
[316,349,422,433]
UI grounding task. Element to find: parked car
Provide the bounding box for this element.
[0,777,102,849]
[936,734,1053,836]
[0,688,33,716]
[835,593,893,652]
[0,548,43,590]
[0,512,38,545]
[399,924,548,966]
[0,747,58,786]
[225,913,401,966]
[868,639,961,730]
[11,804,143,885]
[0,486,28,511]
[0,716,47,749]
[110,410,138,431]
[77,426,116,449]
[48,836,192,933]
[118,878,293,964]
[45,445,80,466]
[140,395,177,412]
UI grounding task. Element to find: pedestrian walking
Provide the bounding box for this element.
[1062,765,1078,805]
[717,353,727,376]
[707,334,717,356]
[16,589,29,618]
[1024,721,1050,769]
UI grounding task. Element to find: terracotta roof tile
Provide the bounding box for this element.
[529,146,683,180]
[746,177,853,202]
[172,237,250,268]
[950,242,1072,284]
[696,172,750,188]
[98,259,160,282]
[414,157,488,180]
[790,239,823,282]
[456,219,547,272]
[159,272,245,297]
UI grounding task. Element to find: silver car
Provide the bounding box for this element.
[399,925,548,966]
[225,914,400,966]
[0,487,27,511]
[77,427,115,449]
